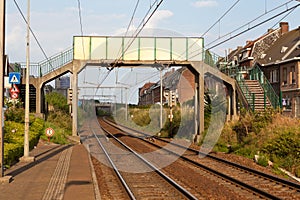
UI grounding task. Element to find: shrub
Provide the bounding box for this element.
[3,115,44,167]
[45,92,69,112]
[4,107,25,122]
[257,154,269,167]
[46,111,72,131]
[4,143,23,167]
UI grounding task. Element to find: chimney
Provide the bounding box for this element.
[280,22,289,34]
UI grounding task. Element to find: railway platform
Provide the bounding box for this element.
[0,140,100,200]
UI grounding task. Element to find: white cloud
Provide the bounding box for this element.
[145,9,173,29]
[113,10,173,36]
[114,24,137,36]
[192,0,218,8]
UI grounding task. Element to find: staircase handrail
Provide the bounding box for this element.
[234,66,255,110]
[250,65,280,108]
[38,47,73,76]
[20,47,73,77]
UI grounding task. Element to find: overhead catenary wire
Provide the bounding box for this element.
[175,0,241,61]
[187,3,300,61]
[77,0,86,60]
[185,1,299,61]
[114,0,141,67]
[125,0,140,37]
[268,5,296,30]
[201,0,241,38]
[205,2,300,50]
[76,0,88,84]
[94,0,165,94]
[183,0,297,61]
[13,0,57,76]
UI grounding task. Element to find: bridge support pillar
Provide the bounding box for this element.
[190,62,205,143]
[71,70,78,137]
[35,83,42,114]
[29,78,42,115]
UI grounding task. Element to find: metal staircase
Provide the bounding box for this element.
[221,64,281,112]
[243,80,271,111]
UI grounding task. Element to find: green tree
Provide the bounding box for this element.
[45,92,68,112]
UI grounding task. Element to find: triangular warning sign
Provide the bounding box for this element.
[10,75,19,83]
[10,84,20,93]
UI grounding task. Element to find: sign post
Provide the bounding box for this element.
[45,127,55,142]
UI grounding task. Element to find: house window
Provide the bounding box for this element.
[269,69,279,83]
[283,67,287,85]
[290,66,296,84]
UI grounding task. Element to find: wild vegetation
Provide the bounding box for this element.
[113,97,299,178]
[217,108,300,178]
[42,92,72,144]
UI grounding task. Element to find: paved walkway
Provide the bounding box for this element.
[0,141,100,200]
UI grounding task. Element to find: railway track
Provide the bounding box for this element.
[86,118,196,199]
[100,117,300,200]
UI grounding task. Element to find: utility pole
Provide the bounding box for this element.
[20,0,34,162]
[0,0,12,183]
[0,0,5,179]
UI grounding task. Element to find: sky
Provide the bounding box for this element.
[5,0,300,62]
[4,0,300,104]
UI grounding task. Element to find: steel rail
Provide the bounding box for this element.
[102,117,300,199]
[89,124,136,200]
[98,119,198,200]
[103,117,300,190]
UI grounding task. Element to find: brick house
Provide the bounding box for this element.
[220,22,300,117]
[138,82,156,105]
[223,22,289,71]
[138,67,195,106]
[256,24,300,117]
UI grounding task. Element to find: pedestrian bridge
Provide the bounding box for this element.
[20,36,237,143]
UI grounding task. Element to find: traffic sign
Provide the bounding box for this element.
[10,84,20,93]
[10,92,19,99]
[8,72,21,84]
[45,127,55,137]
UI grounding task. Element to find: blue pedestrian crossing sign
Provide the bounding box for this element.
[9,72,21,84]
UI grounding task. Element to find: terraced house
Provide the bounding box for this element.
[220,22,300,117]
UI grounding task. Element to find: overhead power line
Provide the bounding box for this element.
[187,2,300,61]
[125,0,140,37]
[13,0,56,73]
[94,0,165,94]
[185,1,299,61]
[205,2,300,50]
[201,0,241,37]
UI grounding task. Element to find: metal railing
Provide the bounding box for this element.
[203,49,221,68]
[249,65,280,109]
[220,65,255,110]
[20,47,73,77]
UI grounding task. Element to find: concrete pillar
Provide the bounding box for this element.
[227,95,231,121]
[191,61,205,143]
[72,71,78,136]
[199,70,205,136]
[232,84,238,119]
[35,82,42,114]
[194,82,198,142]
